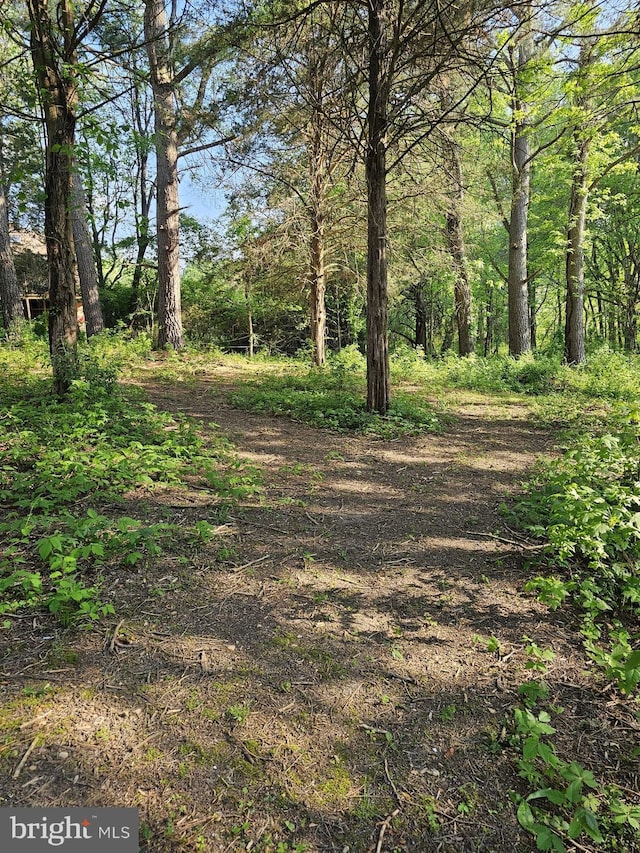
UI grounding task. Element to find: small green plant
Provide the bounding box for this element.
[486,635,503,654]
[226,704,250,725]
[510,703,640,851]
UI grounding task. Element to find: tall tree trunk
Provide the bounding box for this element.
[366,0,390,414]
[508,30,533,357]
[307,105,327,366]
[415,285,427,353]
[309,209,326,365]
[444,147,473,356]
[145,0,184,350]
[306,35,329,367]
[439,81,473,357]
[528,279,537,350]
[71,172,104,337]
[27,0,78,394]
[244,274,254,357]
[564,132,589,365]
[484,289,494,356]
[130,62,154,323]
[0,178,23,333]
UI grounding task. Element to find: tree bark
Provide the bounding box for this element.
[145,0,184,350]
[0,178,23,333]
[309,206,326,365]
[415,285,427,353]
[564,145,590,364]
[71,172,104,338]
[444,144,473,356]
[508,33,533,357]
[27,0,78,394]
[366,0,390,415]
[308,114,326,366]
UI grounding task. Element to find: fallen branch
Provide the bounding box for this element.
[384,757,402,806]
[232,555,271,574]
[13,735,40,779]
[19,711,51,730]
[107,619,125,654]
[375,808,400,853]
[463,531,545,550]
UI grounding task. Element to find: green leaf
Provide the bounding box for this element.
[523,736,540,760]
[517,800,536,832]
[535,825,565,852]
[38,539,54,560]
[565,778,583,803]
[527,788,566,805]
[624,650,640,670]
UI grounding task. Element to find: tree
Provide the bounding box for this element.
[437,81,473,356]
[342,0,502,411]
[0,188,22,333]
[26,0,80,392]
[561,6,640,363]
[144,0,234,350]
[71,172,104,337]
[506,7,534,357]
[144,0,184,349]
[0,144,23,333]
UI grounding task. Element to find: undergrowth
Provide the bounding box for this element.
[510,644,640,852]
[230,347,441,437]
[513,405,640,695]
[0,338,260,625]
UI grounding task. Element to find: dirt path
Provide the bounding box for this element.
[2,377,631,853]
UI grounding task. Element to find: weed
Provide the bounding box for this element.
[226,704,250,725]
[439,704,457,722]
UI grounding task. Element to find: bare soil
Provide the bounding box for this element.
[1,371,638,853]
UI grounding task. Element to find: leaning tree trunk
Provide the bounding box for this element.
[27,0,78,394]
[508,32,533,357]
[71,172,104,338]
[366,0,390,415]
[0,178,23,333]
[145,0,184,350]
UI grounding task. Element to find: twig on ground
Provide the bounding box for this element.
[13,736,40,779]
[19,711,51,730]
[229,515,289,535]
[463,530,545,550]
[375,808,400,853]
[232,555,271,573]
[107,619,125,654]
[384,757,402,806]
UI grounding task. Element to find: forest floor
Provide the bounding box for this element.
[1,362,638,853]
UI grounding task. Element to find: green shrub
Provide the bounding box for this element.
[515,408,640,692]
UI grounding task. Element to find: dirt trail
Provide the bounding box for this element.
[3,377,629,853]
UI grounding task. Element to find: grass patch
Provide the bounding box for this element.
[229,349,441,438]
